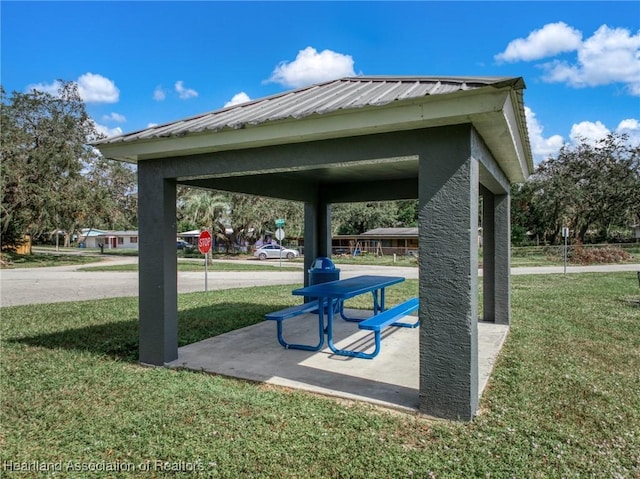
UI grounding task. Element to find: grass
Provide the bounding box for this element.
[510,244,640,267]
[2,272,639,478]
[0,251,102,268]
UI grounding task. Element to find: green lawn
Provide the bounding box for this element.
[1,272,638,477]
[0,251,102,268]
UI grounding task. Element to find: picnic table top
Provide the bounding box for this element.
[292,275,404,300]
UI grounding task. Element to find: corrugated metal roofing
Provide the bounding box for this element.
[96,76,525,145]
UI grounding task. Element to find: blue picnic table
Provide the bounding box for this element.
[265,275,419,359]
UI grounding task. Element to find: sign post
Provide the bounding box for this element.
[562,227,569,275]
[198,230,212,291]
[275,227,285,268]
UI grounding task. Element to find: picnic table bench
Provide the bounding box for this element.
[265,299,329,351]
[265,275,419,359]
[355,297,419,359]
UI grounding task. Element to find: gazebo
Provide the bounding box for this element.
[94,76,533,421]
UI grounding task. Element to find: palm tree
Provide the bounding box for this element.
[180,189,231,250]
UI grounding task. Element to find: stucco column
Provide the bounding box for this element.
[303,198,331,286]
[482,190,511,324]
[482,189,495,322]
[419,149,479,421]
[137,162,178,365]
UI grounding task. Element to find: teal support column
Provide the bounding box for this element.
[481,188,511,324]
[483,193,511,324]
[303,202,318,286]
[418,136,479,421]
[137,162,178,365]
[303,199,331,286]
[494,193,511,324]
[482,188,496,322]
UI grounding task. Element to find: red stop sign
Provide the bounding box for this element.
[198,230,212,254]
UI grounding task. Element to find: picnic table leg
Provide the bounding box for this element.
[370,288,385,314]
[339,300,363,322]
[327,300,381,359]
[339,288,385,322]
[275,298,326,351]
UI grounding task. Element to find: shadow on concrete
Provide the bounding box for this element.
[9,301,508,413]
[167,309,509,412]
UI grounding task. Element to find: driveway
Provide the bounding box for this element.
[1,256,638,307]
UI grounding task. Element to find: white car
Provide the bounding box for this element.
[253,244,299,260]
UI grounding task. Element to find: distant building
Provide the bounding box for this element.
[333,228,419,256]
[78,229,139,250]
[332,226,483,256]
[178,228,240,252]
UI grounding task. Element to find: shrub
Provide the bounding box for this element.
[568,241,632,265]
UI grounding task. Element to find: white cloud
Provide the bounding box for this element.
[495,22,582,62]
[497,23,640,95]
[91,119,122,139]
[569,120,610,145]
[153,86,166,101]
[570,118,640,147]
[26,79,62,96]
[267,46,355,88]
[102,112,126,123]
[77,73,119,103]
[26,73,119,103]
[175,81,198,99]
[616,118,640,146]
[541,25,640,95]
[567,118,640,147]
[147,122,159,128]
[224,92,251,107]
[526,108,639,164]
[618,118,639,130]
[525,107,565,163]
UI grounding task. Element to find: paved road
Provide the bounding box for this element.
[1,256,638,307]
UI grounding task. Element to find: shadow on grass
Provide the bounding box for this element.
[9,302,273,363]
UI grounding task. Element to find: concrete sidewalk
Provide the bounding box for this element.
[167,308,509,414]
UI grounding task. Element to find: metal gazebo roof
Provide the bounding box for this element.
[94,76,532,182]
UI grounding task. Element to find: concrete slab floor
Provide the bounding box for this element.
[166,309,509,414]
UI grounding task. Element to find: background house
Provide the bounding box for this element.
[332,227,483,256]
[78,229,139,250]
[333,228,419,256]
[78,229,107,248]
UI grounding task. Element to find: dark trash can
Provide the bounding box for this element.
[308,257,340,285]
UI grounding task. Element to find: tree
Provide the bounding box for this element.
[179,188,231,249]
[1,82,138,250]
[226,193,303,250]
[512,133,640,244]
[76,156,138,238]
[176,189,305,252]
[1,82,107,248]
[332,201,402,235]
[396,200,419,227]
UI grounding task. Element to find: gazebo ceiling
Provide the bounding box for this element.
[94,76,533,183]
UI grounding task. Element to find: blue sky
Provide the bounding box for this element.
[2,1,639,164]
